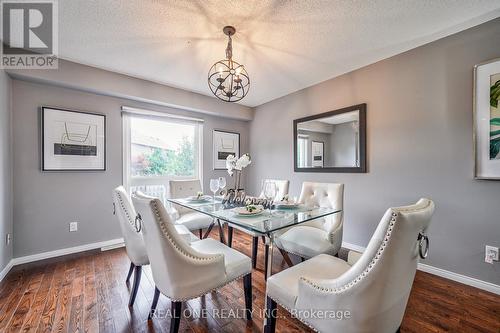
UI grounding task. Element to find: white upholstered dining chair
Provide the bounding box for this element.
[169,180,216,238]
[274,182,344,262]
[112,186,150,307]
[132,193,253,333]
[113,186,198,307]
[264,198,435,333]
[259,179,290,201]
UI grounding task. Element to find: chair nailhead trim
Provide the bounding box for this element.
[299,200,433,295]
[135,199,251,302]
[150,200,223,264]
[116,192,137,229]
[163,272,249,302]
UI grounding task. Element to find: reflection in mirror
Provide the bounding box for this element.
[294,104,366,172]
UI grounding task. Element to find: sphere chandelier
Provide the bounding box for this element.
[208,26,249,103]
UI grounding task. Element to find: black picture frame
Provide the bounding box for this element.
[41,106,107,171]
[213,129,240,170]
[293,103,367,173]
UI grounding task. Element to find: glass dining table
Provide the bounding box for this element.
[168,197,342,279]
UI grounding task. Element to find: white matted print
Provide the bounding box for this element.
[42,107,106,171]
[213,130,239,170]
[474,59,500,179]
[311,141,324,167]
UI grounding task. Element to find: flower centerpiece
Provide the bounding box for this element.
[226,153,251,191]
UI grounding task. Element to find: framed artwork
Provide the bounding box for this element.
[311,141,324,167]
[213,130,240,170]
[474,58,500,179]
[42,106,106,171]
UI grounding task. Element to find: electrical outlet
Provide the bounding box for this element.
[5,233,11,245]
[485,245,499,264]
[69,222,78,232]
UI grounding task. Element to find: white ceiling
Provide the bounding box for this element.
[59,1,500,107]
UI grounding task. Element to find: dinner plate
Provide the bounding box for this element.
[187,196,211,202]
[233,206,264,216]
[274,201,299,209]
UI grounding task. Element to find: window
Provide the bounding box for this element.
[297,135,308,168]
[123,109,203,203]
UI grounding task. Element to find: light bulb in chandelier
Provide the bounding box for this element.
[208,26,250,102]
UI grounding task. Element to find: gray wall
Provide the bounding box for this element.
[248,18,500,285]
[331,121,357,167]
[12,79,249,257]
[0,70,13,272]
[7,59,253,121]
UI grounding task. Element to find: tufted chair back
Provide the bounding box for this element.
[169,179,203,215]
[296,198,435,333]
[112,186,149,266]
[259,179,290,201]
[298,182,344,245]
[132,192,226,301]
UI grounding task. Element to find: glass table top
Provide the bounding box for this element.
[168,197,342,235]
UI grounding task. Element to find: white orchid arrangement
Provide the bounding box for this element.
[226,153,251,176]
[226,153,251,191]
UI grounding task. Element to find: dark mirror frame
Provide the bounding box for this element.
[293,103,367,173]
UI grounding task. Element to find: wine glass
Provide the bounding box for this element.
[218,177,226,193]
[209,179,219,202]
[263,181,277,215]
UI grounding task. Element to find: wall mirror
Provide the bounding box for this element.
[294,104,366,173]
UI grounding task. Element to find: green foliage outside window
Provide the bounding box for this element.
[141,137,195,176]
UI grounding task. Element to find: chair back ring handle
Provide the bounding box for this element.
[418,232,429,259]
[135,214,142,233]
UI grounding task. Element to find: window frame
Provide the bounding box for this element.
[122,110,204,196]
[297,134,308,168]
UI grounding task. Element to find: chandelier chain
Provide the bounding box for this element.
[225,35,232,60]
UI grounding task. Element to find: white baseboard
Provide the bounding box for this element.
[0,259,14,282]
[101,241,125,252]
[12,238,124,266]
[342,241,500,296]
[417,263,500,295]
[0,238,124,282]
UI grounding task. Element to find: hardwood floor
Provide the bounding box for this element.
[0,228,499,333]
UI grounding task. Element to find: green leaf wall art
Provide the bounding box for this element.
[475,60,500,178]
[491,137,500,159]
[491,80,500,159]
[491,79,500,108]
[492,118,500,159]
